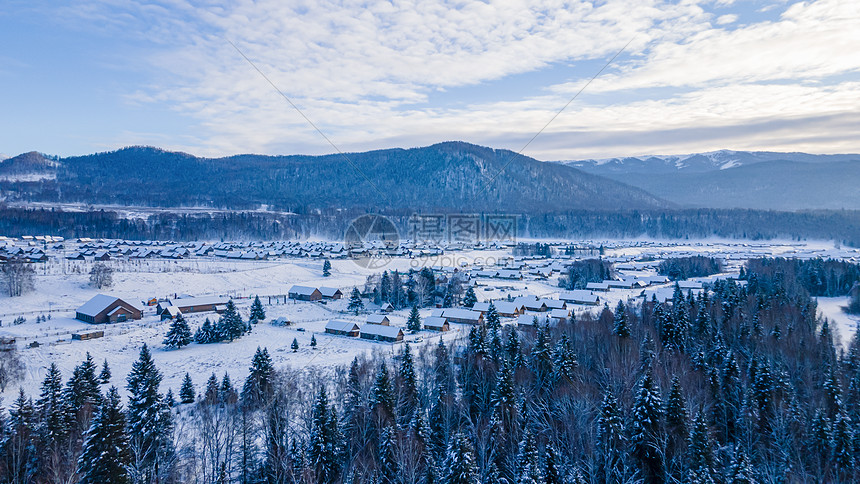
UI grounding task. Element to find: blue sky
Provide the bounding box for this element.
[2,0,859,160]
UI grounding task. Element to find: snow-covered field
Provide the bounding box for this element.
[1,239,857,403]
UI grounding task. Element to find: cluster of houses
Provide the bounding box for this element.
[288,285,343,301]
[325,313,407,343]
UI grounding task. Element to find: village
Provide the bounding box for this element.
[2,235,860,402]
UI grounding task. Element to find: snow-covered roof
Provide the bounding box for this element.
[289,285,319,296]
[441,308,482,321]
[77,294,138,317]
[423,316,448,327]
[360,324,403,339]
[325,320,360,333]
[559,290,599,304]
[366,314,390,325]
[168,295,229,308]
[318,287,342,297]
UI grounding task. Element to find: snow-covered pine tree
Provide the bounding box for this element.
[442,432,479,484]
[242,347,274,408]
[515,429,543,484]
[221,373,238,405]
[310,334,318,349]
[552,333,578,384]
[372,362,395,423]
[688,410,714,477]
[99,359,111,384]
[378,424,399,483]
[665,376,688,443]
[348,287,364,315]
[217,299,245,341]
[250,295,266,323]
[291,338,299,352]
[163,313,192,349]
[614,300,630,338]
[463,286,477,308]
[195,317,217,344]
[37,362,67,450]
[179,373,195,404]
[308,386,341,482]
[125,344,173,481]
[77,387,131,484]
[597,389,625,483]
[323,259,332,277]
[165,388,176,408]
[64,352,103,440]
[407,305,422,332]
[398,344,419,425]
[831,410,854,473]
[202,373,219,405]
[631,369,664,483]
[727,447,755,484]
[485,301,501,333]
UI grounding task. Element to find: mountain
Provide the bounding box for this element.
[0,142,669,213]
[564,150,860,175]
[559,150,860,210]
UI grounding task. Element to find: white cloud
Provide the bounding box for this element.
[59,0,860,160]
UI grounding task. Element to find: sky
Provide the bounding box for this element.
[1,0,859,161]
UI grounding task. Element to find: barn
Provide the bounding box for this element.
[325,319,360,337]
[366,314,391,326]
[289,285,323,301]
[440,308,484,325]
[76,294,142,324]
[319,287,343,299]
[360,324,404,343]
[423,316,450,332]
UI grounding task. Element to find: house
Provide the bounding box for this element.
[366,314,391,326]
[517,313,551,331]
[542,299,566,311]
[559,290,600,306]
[93,250,111,261]
[380,302,394,312]
[160,306,182,320]
[72,330,104,341]
[496,269,522,280]
[423,316,450,332]
[360,324,404,343]
[76,294,142,324]
[585,282,610,292]
[319,287,343,299]
[549,308,571,323]
[271,317,291,326]
[677,280,704,290]
[325,319,360,337]
[472,301,523,317]
[160,295,230,315]
[288,285,322,301]
[440,308,484,325]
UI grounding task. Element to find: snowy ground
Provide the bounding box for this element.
[816,297,860,347]
[1,239,856,402]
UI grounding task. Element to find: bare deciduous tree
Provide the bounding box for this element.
[2,258,35,297]
[89,262,114,289]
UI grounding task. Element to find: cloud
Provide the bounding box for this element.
[51,0,860,160]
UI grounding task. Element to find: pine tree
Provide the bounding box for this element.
[485,301,501,333]
[308,386,341,482]
[544,442,562,484]
[310,334,318,349]
[6,389,37,484]
[250,295,266,323]
[221,373,238,405]
[163,313,192,349]
[242,347,274,408]
[179,373,195,404]
[515,429,543,484]
[323,259,332,277]
[125,344,173,481]
[291,338,299,352]
[37,362,67,448]
[78,387,131,484]
[64,352,103,440]
[378,424,399,483]
[165,388,176,407]
[372,362,395,423]
[203,373,220,405]
[398,344,419,425]
[195,317,218,344]
[99,359,111,384]
[442,432,478,484]
[665,376,688,441]
[832,410,854,472]
[217,299,245,341]
[348,287,364,315]
[688,410,713,476]
[407,305,422,332]
[463,286,477,308]
[597,389,625,483]
[552,333,578,383]
[631,370,664,483]
[614,299,630,338]
[727,447,755,484]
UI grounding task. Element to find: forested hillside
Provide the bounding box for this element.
[0,142,667,213]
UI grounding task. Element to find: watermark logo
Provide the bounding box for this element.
[344,214,400,269]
